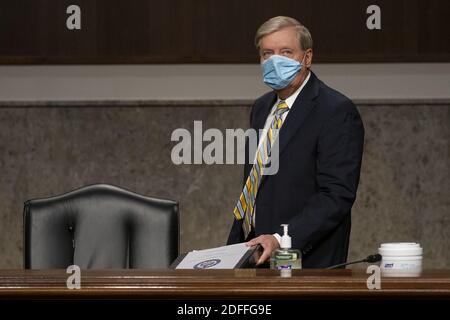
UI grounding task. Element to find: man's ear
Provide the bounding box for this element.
[305,49,313,68]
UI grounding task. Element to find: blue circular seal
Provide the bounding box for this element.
[193,259,221,269]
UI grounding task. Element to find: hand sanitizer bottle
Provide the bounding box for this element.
[270,224,302,277]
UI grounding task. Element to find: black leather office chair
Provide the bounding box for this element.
[23,184,179,269]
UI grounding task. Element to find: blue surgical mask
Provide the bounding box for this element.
[262,55,302,90]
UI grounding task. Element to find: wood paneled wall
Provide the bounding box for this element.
[0,0,449,64]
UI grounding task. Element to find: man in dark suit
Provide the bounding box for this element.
[227,16,365,268]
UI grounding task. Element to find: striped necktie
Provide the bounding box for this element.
[233,100,289,238]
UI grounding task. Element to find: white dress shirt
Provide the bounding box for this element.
[253,72,311,244]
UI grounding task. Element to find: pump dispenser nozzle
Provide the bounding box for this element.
[280,224,292,249]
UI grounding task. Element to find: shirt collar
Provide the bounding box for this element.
[277,71,311,109]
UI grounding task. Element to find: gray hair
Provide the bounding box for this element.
[255,16,313,52]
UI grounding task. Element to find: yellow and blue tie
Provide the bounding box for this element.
[233,100,289,238]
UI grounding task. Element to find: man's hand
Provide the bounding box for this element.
[246,234,280,265]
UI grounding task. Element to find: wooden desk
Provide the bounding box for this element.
[0,269,449,299]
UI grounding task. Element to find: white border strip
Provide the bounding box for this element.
[0,64,449,101]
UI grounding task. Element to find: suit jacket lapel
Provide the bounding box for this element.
[278,73,319,157]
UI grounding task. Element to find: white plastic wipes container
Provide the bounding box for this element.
[378,242,423,277]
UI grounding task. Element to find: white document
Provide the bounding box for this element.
[175,243,253,269]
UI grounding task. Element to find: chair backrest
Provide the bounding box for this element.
[24,184,179,269]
